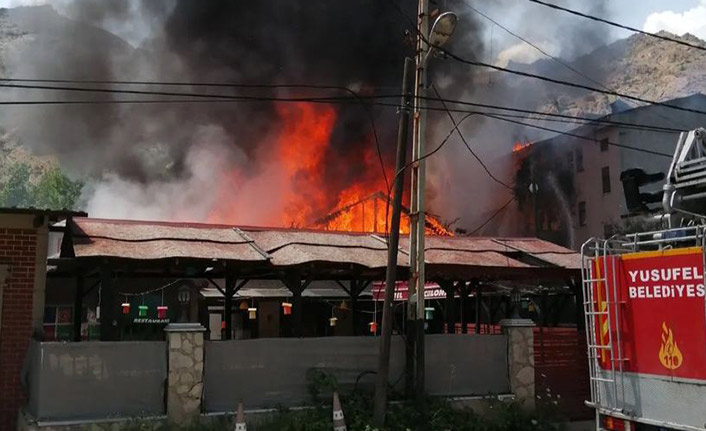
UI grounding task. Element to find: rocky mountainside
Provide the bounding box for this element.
[505,31,706,117]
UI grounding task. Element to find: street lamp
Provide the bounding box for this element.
[409,3,458,403]
[177,285,191,323]
[428,12,458,51]
[511,288,522,319]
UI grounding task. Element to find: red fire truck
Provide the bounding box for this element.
[581,129,706,431]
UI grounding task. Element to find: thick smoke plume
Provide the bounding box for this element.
[1,0,612,233]
[426,0,612,235]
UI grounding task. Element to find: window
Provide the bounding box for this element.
[602,166,611,194]
[600,137,609,152]
[578,201,587,227]
[43,305,73,341]
[575,147,584,172]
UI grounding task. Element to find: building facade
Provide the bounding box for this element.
[515,94,706,249]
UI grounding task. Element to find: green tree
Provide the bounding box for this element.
[0,162,33,207]
[32,166,83,210]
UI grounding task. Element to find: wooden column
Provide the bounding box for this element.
[474,281,482,334]
[99,267,117,341]
[541,290,549,327]
[439,280,456,334]
[349,280,360,336]
[459,283,469,334]
[224,275,235,340]
[292,287,303,338]
[284,275,306,338]
[73,272,84,342]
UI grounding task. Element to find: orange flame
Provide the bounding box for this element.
[206,102,450,234]
[512,140,532,153]
[659,321,683,370]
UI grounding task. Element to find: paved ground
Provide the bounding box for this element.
[564,420,595,431]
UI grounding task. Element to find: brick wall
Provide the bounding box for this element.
[0,227,39,430]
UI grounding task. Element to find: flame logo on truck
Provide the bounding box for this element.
[659,322,683,370]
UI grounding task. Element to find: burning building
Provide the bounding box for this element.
[312,191,453,236]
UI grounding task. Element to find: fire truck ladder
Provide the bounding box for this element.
[580,238,627,416]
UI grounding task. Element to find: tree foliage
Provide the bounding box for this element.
[0,162,33,207]
[0,161,83,210]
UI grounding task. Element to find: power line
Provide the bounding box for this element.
[525,0,706,53]
[482,112,674,157]
[0,79,391,201]
[0,94,685,138]
[389,0,706,119]
[390,108,674,193]
[439,48,706,118]
[431,84,513,190]
[460,0,689,131]
[414,96,683,133]
[468,196,516,235]
[0,77,688,134]
[460,0,611,91]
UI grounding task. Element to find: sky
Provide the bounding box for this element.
[0,0,700,34]
[0,0,703,61]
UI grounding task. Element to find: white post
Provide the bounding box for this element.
[409,0,429,399]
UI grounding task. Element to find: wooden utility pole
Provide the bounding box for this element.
[373,56,414,426]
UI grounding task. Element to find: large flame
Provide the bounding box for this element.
[206,102,451,235]
[658,321,683,370]
[512,140,532,153]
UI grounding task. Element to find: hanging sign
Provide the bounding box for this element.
[372,281,448,301]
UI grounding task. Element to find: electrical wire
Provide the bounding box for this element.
[391,112,478,189]
[412,97,683,133]
[0,78,391,201]
[439,48,706,117]
[0,76,689,133]
[468,196,517,235]
[459,0,689,130]
[117,278,185,297]
[0,95,682,134]
[431,84,513,190]
[460,0,607,90]
[482,112,673,157]
[0,84,686,135]
[0,96,679,157]
[389,107,674,193]
[390,0,706,118]
[525,0,706,53]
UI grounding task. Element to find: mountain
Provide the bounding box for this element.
[0,5,135,196]
[499,31,706,118]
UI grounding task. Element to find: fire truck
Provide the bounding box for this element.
[581,129,706,431]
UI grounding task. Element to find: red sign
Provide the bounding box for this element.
[372,281,450,301]
[595,248,706,380]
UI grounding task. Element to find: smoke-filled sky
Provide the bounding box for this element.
[0,0,698,232]
[1,0,698,46]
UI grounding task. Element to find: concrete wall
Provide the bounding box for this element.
[0,213,48,430]
[25,340,167,421]
[203,334,510,412]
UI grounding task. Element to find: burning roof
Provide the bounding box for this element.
[55,217,580,281]
[311,191,453,236]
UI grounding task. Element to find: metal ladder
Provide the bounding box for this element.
[580,238,625,416]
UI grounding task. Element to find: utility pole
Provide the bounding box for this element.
[373,56,414,427]
[409,0,429,403]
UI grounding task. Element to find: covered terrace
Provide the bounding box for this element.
[47,217,582,341]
